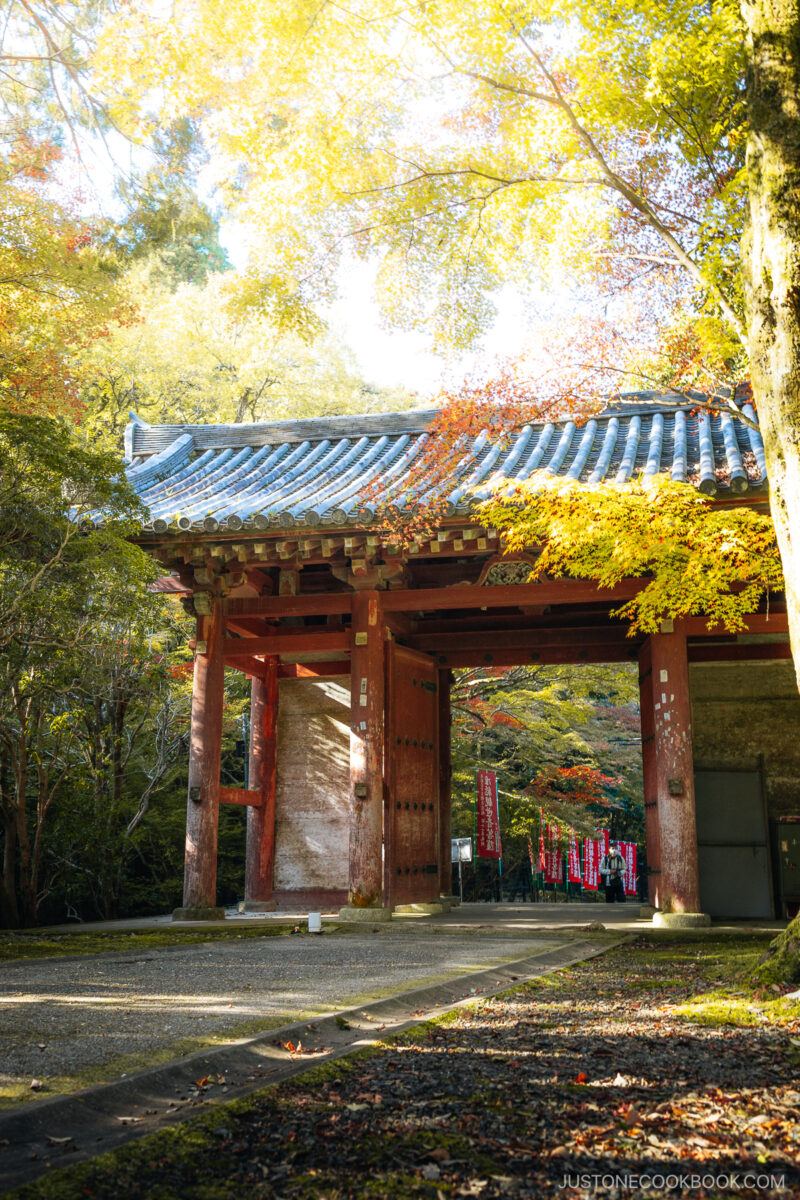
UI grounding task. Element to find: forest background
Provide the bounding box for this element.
[7,0,790,926]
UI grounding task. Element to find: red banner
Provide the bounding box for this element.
[544,824,563,882]
[597,828,610,855]
[538,810,546,872]
[621,842,638,895]
[583,838,600,890]
[475,770,502,859]
[567,832,582,884]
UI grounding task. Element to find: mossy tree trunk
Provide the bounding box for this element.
[742,0,800,967]
[743,0,800,687]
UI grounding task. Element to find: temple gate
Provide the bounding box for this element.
[121,396,798,922]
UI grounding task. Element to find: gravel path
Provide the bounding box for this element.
[0,930,558,1087]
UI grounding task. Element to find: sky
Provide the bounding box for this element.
[218,221,559,400]
[64,109,568,405]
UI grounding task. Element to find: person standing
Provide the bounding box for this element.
[599,842,627,903]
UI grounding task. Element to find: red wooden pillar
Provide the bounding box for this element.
[438,668,453,898]
[648,621,702,913]
[245,657,278,908]
[638,640,662,908]
[176,600,225,919]
[343,590,389,915]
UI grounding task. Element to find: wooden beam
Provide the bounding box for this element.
[385,612,415,639]
[683,612,787,636]
[278,660,351,678]
[244,567,273,593]
[223,630,350,658]
[413,612,620,635]
[687,641,791,663]
[226,617,272,638]
[228,593,352,619]
[384,579,645,611]
[226,654,271,677]
[224,578,645,619]
[408,625,635,653]
[220,786,263,807]
[432,643,640,668]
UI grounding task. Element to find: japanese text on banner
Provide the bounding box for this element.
[475,770,502,859]
[583,838,600,890]
[544,824,563,882]
[621,842,638,895]
[567,833,582,884]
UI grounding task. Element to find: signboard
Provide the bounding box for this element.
[621,842,638,895]
[567,832,582,884]
[583,838,600,890]
[475,770,502,859]
[451,837,473,864]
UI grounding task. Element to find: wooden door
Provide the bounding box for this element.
[385,644,440,907]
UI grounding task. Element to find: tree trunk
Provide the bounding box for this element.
[1,813,19,929]
[742,0,800,969]
[742,0,800,691]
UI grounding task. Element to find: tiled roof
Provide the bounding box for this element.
[124,394,767,534]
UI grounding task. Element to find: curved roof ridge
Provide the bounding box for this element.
[122,393,765,534]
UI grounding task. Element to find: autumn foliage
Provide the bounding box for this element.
[527,764,621,811]
[0,141,134,419]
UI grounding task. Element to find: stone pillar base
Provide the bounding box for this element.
[440,894,460,908]
[394,902,445,916]
[338,905,393,922]
[652,911,711,929]
[242,900,278,913]
[639,905,657,918]
[172,906,226,922]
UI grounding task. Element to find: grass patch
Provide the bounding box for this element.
[0,925,294,963]
[674,985,800,1028]
[625,932,800,1028]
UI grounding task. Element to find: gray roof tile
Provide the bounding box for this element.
[124,395,767,533]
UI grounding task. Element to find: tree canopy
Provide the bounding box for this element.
[94,0,745,354]
[92,0,800,696]
[82,268,416,444]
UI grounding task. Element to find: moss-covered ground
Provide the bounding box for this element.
[8,931,800,1199]
[0,925,294,963]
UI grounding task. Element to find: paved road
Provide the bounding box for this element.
[0,929,560,1091]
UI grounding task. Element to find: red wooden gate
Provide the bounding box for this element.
[385,644,440,907]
